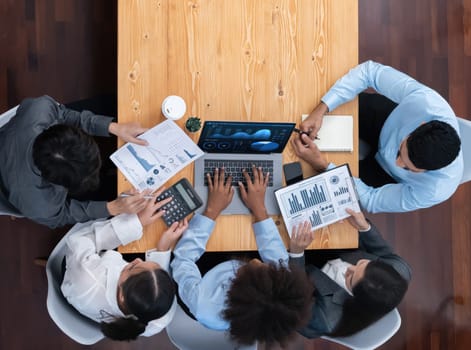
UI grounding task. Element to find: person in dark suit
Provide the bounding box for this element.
[288,209,411,338]
[0,95,150,228]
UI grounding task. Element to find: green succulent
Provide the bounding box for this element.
[185,116,202,132]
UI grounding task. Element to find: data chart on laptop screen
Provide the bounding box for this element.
[198,121,295,153]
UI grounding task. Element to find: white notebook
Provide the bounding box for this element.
[302,114,353,152]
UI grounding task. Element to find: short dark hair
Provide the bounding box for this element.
[101,268,175,341]
[222,262,313,347]
[331,260,408,337]
[407,121,460,170]
[32,124,102,195]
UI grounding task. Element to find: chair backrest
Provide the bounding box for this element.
[45,231,104,345]
[320,308,401,350]
[166,303,257,350]
[0,105,19,128]
[458,117,471,184]
[0,105,24,217]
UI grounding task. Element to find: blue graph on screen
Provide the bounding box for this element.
[210,129,271,139]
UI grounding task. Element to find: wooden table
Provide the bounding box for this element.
[117,0,359,253]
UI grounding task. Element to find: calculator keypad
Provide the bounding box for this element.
[157,188,191,226]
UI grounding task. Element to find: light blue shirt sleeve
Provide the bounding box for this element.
[321,60,428,111]
[321,61,463,213]
[253,218,289,266]
[171,215,289,329]
[170,214,215,315]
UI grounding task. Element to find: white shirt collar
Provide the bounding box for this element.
[321,258,353,296]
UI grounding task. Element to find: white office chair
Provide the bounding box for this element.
[0,105,18,128]
[458,117,471,184]
[166,303,257,350]
[0,105,23,217]
[320,308,401,350]
[45,230,105,345]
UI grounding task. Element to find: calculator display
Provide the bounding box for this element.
[176,183,196,209]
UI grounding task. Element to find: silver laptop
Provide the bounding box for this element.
[194,121,295,215]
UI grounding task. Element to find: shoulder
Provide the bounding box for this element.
[405,163,462,203]
[18,95,59,112]
[15,95,60,129]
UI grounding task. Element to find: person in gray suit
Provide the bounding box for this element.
[0,95,151,228]
[288,209,411,338]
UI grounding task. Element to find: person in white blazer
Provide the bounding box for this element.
[61,188,188,341]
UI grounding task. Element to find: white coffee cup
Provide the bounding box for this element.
[162,95,186,120]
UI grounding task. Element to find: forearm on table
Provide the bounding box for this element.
[253,218,289,264]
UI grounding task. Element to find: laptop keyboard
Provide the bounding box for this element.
[203,159,274,187]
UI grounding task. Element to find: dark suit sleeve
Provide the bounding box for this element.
[46,96,113,136]
[359,223,412,282]
[13,185,110,228]
[288,254,305,270]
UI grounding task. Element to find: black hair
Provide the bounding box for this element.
[101,268,175,341]
[407,120,460,170]
[32,124,102,195]
[223,262,313,347]
[330,260,408,337]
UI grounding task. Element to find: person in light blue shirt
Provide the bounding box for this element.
[170,166,313,347]
[299,60,462,213]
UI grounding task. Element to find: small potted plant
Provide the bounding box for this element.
[185,116,202,133]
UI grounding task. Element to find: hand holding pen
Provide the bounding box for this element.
[293,128,320,140]
[107,189,157,216]
[299,102,329,140]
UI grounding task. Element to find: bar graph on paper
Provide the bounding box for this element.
[275,164,360,236]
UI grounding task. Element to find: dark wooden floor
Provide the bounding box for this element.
[1,0,470,349]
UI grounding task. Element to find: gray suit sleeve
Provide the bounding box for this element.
[288,255,305,270]
[20,193,110,229]
[359,223,412,282]
[46,96,113,136]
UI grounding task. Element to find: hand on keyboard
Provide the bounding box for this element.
[203,167,234,220]
[238,165,270,222]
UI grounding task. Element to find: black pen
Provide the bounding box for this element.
[293,128,320,140]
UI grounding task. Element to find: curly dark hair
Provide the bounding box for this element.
[222,262,313,347]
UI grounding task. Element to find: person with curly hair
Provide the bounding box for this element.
[171,166,313,347]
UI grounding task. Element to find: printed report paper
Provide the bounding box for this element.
[110,120,203,191]
[275,164,360,236]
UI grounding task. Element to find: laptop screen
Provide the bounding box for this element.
[197,121,295,153]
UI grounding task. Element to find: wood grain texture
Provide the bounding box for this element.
[2,0,471,349]
[118,0,359,253]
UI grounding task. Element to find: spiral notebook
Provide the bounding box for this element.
[302,114,353,152]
